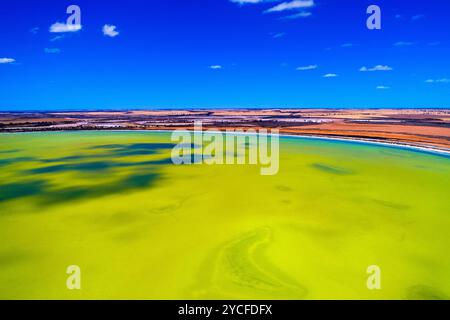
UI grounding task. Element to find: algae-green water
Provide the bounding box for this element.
[0,131,449,299]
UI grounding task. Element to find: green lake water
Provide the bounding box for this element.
[0,131,449,299]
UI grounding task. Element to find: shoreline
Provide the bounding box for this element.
[2,108,449,155]
[2,128,450,157]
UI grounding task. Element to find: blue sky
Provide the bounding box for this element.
[0,0,449,110]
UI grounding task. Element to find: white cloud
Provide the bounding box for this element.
[0,58,15,64]
[210,65,223,70]
[394,41,415,47]
[411,14,425,21]
[271,32,285,38]
[360,65,393,72]
[30,27,39,34]
[230,0,264,3]
[376,85,390,90]
[50,35,66,42]
[231,0,314,19]
[323,73,337,78]
[44,48,61,54]
[280,11,312,19]
[296,65,317,71]
[425,78,450,83]
[103,24,119,37]
[50,22,82,33]
[395,14,425,21]
[266,0,314,13]
[341,43,354,48]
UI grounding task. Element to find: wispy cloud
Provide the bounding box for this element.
[394,41,415,47]
[425,78,450,83]
[280,11,312,19]
[296,65,317,71]
[396,14,425,22]
[270,32,286,38]
[50,22,82,33]
[231,0,315,19]
[411,14,425,21]
[44,48,61,54]
[341,43,355,48]
[376,85,390,90]
[360,65,393,72]
[323,73,337,78]
[209,65,223,70]
[428,42,441,46]
[230,0,265,4]
[0,58,15,64]
[30,27,39,34]
[50,35,66,42]
[266,0,314,13]
[103,24,119,37]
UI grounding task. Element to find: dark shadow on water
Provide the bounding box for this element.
[40,155,88,163]
[406,285,448,300]
[275,185,293,192]
[372,199,411,211]
[102,212,140,226]
[28,161,115,174]
[35,142,202,167]
[0,180,47,202]
[0,250,34,268]
[37,142,180,164]
[0,149,22,154]
[28,142,189,173]
[134,158,174,166]
[0,157,36,167]
[1,142,201,206]
[0,172,161,206]
[40,143,175,163]
[38,172,161,206]
[90,143,176,157]
[311,163,354,175]
[92,143,176,150]
[26,157,174,175]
